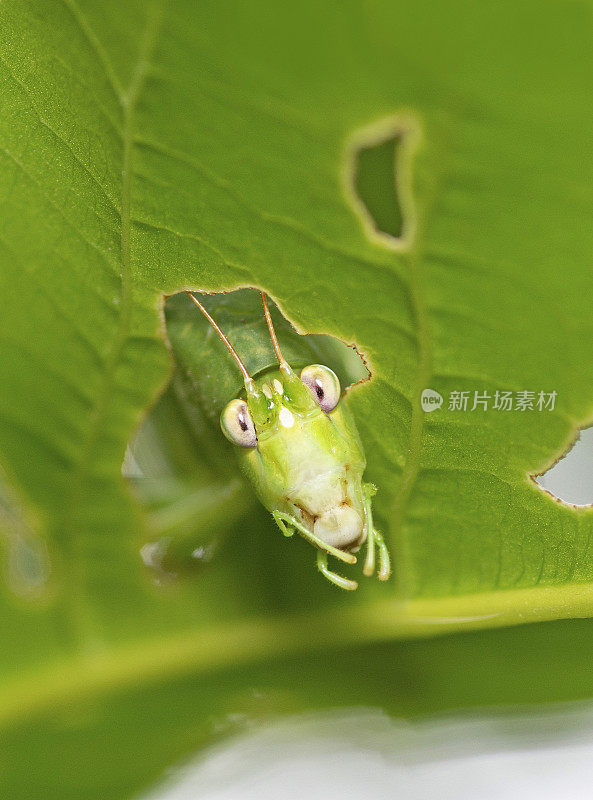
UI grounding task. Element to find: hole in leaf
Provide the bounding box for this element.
[125,289,369,577]
[535,427,593,506]
[355,136,403,238]
[344,114,419,248]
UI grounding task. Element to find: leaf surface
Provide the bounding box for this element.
[2,1,593,797]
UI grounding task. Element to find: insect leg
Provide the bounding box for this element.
[362,484,376,577]
[271,512,295,538]
[316,551,358,591]
[374,529,391,581]
[272,511,356,565]
[362,483,391,581]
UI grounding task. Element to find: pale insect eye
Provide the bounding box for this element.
[300,364,341,412]
[220,399,257,447]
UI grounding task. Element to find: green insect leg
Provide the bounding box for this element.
[272,511,356,565]
[316,550,358,591]
[362,483,391,581]
[272,511,295,538]
[373,528,391,581]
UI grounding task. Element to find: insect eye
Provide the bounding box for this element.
[300,364,341,413]
[220,399,257,447]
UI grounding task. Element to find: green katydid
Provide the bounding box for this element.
[166,289,391,591]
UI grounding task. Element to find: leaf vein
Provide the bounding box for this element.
[0,52,121,216]
[59,0,167,646]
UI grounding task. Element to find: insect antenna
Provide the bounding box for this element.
[185,291,253,385]
[261,292,290,373]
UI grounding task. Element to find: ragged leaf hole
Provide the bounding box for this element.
[534,426,593,507]
[343,114,420,250]
[124,289,370,579]
[355,136,403,238]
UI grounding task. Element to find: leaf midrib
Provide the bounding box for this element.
[59,1,166,645]
[6,582,593,729]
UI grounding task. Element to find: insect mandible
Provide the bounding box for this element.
[166,289,391,590]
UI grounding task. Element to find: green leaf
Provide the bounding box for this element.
[2,0,593,797]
